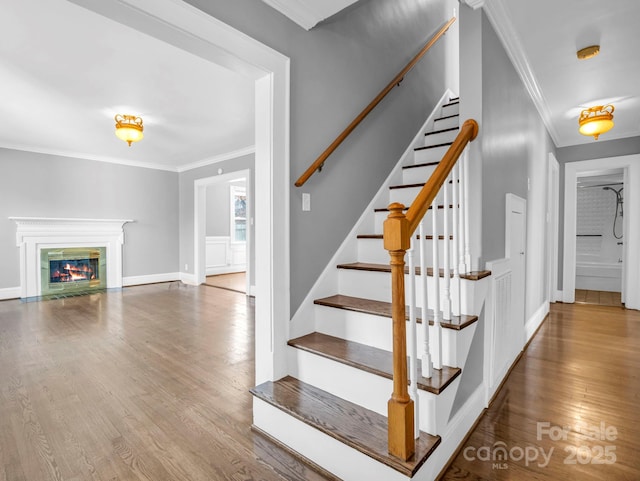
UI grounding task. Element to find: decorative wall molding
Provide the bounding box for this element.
[9,217,133,298]
[205,236,247,275]
[260,0,359,30]
[462,0,485,9]
[482,0,561,146]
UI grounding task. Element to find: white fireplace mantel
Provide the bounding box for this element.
[9,217,134,298]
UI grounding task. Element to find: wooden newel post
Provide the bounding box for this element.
[383,202,415,461]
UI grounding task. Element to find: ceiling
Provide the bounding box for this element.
[484,0,640,147]
[0,0,255,172]
[1,0,638,173]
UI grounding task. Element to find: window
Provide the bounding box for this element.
[230,185,246,242]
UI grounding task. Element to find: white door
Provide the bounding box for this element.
[506,194,526,349]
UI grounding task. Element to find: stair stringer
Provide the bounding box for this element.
[289,89,457,340]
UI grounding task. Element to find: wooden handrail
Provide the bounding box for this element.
[294,16,457,188]
[383,118,478,461]
[406,119,478,234]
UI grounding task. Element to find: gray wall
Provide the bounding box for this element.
[183,0,456,311]
[178,153,255,281]
[0,148,179,288]
[480,11,556,320]
[205,182,230,237]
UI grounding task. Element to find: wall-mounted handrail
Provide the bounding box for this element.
[294,16,457,188]
[383,118,478,461]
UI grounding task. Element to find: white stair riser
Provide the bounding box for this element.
[402,164,437,184]
[374,208,450,233]
[433,115,459,130]
[440,102,459,118]
[253,399,409,481]
[414,144,450,164]
[315,304,475,368]
[424,128,459,147]
[389,186,423,206]
[357,238,454,265]
[338,269,468,312]
[289,345,445,436]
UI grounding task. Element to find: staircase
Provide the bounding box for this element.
[252,95,491,480]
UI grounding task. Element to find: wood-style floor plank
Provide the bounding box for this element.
[440,302,640,480]
[0,283,329,481]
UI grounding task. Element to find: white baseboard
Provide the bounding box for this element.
[525,301,549,343]
[555,290,563,302]
[0,286,21,300]
[123,272,181,287]
[180,272,198,285]
[206,265,246,276]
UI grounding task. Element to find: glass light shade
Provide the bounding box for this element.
[114,114,144,146]
[578,105,614,140]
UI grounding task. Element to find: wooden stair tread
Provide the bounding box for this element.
[250,376,441,477]
[442,100,459,108]
[414,141,453,152]
[357,234,453,240]
[288,332,461,394]
[424,126,458,137]
[403,161,440,170]
[315,294,478,331]
[337,262,491,280]
[374,205,445,212]
[434,113,459,121]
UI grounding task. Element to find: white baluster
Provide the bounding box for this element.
[419,222,432,379]
[431,196,442,370]
[451,163,461,317]
[458,150,467,275]
[463,146,472,272]
[442,173,452,321]
[406,247,420,437]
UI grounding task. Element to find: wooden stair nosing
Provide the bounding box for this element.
[314,294,478,331]
[288,332,461,395]
[250,376,441,477]
[442,100,459,108]
[403,161,440,170]
[414,141,453,152]
[374,205,446,212]
[424,126,459,138]
[357,234,453,240]
[337,262,491,281]
[434,113,459,121]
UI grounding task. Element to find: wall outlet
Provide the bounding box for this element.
[302,193,311,211]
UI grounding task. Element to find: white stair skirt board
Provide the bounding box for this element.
[10,217,132,298]
[253,398,413,481]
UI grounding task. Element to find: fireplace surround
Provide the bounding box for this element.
[10,217,133,299]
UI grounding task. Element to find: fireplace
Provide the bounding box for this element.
[41,247,107,297]
[10,217,133,299]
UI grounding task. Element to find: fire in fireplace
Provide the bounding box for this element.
[40,247,107,297]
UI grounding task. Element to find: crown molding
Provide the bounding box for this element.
[177,146,256,172]
[462,0,485,10]
[483,0,561,146]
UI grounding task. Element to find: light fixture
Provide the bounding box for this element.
[114,114,144,146]
[578,105,614,140]
[577,45,600,60]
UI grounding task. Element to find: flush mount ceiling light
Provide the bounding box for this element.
[577,45,600,60]
[114,114,144,146]
[578,105,614,140]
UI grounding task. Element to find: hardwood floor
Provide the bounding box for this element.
[440,302,640,480]
[1,286,638,480]
[575,289,623,307]
[205,272,247,294]
[0,283,326,481]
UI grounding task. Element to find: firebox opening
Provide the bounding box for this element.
[41,247,107,297]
